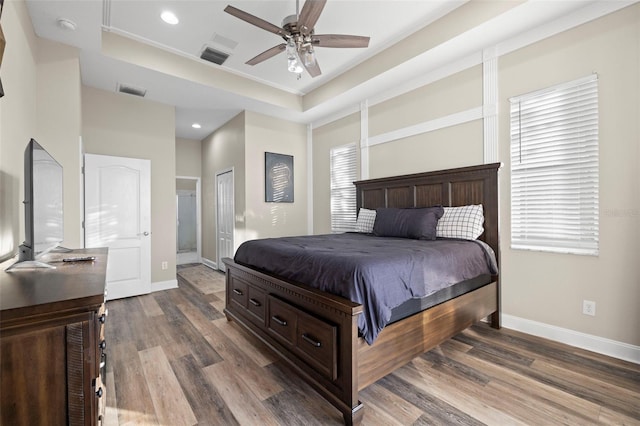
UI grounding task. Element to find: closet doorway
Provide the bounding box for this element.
[176,177,201,265]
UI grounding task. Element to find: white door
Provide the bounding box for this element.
[85,154,151,300]
[216,169,234,272]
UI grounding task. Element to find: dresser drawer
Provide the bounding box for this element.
[267,295,337,381]
[297,310,337,381]
[268,297,297,345]
[229,277,248,309]
[246,286,266,325]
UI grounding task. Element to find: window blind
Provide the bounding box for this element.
[510,74,599,255]
[330,143,357,233]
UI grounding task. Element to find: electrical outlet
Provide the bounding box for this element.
[161,261,168,270]
[582,300,596,316]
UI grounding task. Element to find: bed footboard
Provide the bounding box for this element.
[357,280,498,390]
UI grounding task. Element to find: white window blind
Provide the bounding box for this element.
[510,74,599,255]
[330,143,357,233]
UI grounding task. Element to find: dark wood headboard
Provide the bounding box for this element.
[354,163,501,261]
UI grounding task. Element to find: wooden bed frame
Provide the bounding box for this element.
[223,163,501,425]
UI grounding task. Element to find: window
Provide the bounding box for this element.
[510,75,599,255]
[330,143,357,233]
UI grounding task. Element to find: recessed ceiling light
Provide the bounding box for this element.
[192,123,202,129]
[161,11,179,25]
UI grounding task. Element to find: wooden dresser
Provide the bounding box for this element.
[0,248,108,426]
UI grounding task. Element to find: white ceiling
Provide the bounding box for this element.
[23,0,632,140]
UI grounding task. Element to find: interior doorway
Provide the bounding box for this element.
[176,176,201,265]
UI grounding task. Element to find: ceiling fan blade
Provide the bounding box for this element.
[246,43,287,65]
[224,5,286,37]
[313,34,370,48]
[303,58,322,78]
[298,0,327,33]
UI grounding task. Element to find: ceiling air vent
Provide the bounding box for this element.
[200,47,229,65]
[117,83,146,98]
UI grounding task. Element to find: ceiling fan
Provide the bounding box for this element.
[224,0,370,78]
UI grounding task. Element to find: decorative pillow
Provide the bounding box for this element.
[355,208,376,233]
[436,204,485,240]
[373,206,444,240]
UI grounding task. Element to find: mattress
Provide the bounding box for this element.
[234,233,497,344]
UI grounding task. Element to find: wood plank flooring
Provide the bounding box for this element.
[104,264,640,425]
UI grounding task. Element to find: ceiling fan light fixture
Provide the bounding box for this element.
[286,40,303,74]
[287,56,303,74]
[302,47,316,67]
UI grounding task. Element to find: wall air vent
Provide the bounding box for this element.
[117,83,147,98]
[200,47,229,65]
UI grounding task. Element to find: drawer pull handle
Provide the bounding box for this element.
[271,316,287,326]
[232,289,243,296]
[96,387,103,398]
[249,298,261,307]
[99,340,107,350]
[302,333,322,348]
[99,313,106,324]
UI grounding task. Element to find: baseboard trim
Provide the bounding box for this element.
[502,314,640,364]
[201,257,218,270]
[152,279,178,293]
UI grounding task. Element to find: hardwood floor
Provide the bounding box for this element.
[104,264,640,425]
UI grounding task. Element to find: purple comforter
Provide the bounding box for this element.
[234,233,497,344]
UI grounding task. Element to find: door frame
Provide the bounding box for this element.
[215,168,234,271]
[176,176,201,263]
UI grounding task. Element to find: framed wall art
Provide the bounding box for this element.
[265,152,294,203]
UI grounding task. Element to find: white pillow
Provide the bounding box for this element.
[436,204,484,240]
[355,208,376,233]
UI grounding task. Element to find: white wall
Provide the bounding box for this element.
[36,38,83,250]
[312,112,361,235]
[82,86,177,287]
[201,112,246,264]
[0,0,82,261]
[1,2,179,292]
[311,4,640,356]
[244,111,307,239]
[498,5,640,348]
[0,0,38,261]
[368,66,484,177]
[176,137,202,178]
[200,111,307,266]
